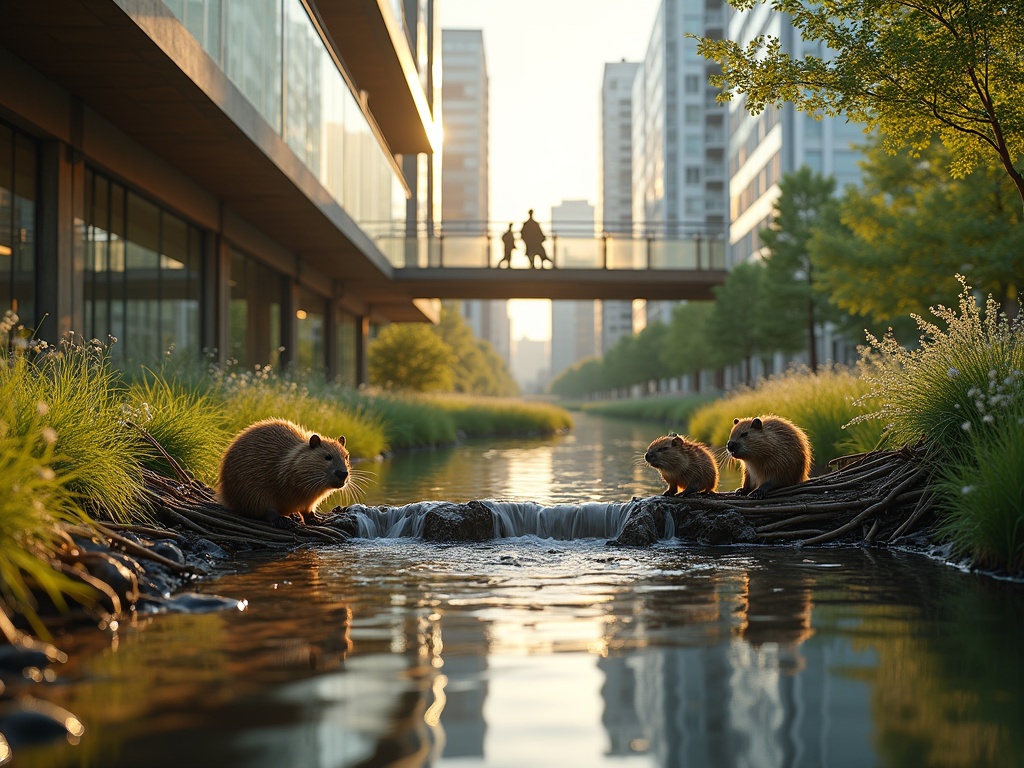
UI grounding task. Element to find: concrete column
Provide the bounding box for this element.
[36,140,84,340]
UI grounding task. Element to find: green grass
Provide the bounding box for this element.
[579,393,718,428]
[420,393,574,438]
[936,414,1024,571]
[687,366,884,465]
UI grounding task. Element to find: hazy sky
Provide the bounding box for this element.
[439,1,661,341]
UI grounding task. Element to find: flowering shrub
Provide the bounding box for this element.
[850,275,1024,569]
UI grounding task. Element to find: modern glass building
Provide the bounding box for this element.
[0,0,441,384]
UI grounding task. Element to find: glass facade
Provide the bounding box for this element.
[84,169,204,361]
[295,285,326,372]
[164,0,406,248]
[0,122,36,322]
[228,247,282,369]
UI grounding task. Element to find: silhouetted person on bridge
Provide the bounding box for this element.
[521,209,554,269]
[498,223,517,267]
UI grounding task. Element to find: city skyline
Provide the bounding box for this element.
[441,0,660,342]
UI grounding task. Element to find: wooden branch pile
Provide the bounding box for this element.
[630,442,937,547]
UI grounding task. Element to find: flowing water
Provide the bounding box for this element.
[17,413,1024,767]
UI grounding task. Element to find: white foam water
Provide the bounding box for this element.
[345,499,644,541]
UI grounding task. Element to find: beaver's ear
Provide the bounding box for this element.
[671,436,684,447]
[309,434,322,448]
[338,436,346,447]
[751,418,763,430]
[733,418,740,425]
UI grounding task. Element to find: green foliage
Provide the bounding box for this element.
[936,415,1024,571]
[661,302,716,378]
[850,276,1024,464]
[851,276,1024,570]
[436,304,520,397]
[126,368,229,486]
[811,135,1024,330]
[342,389,458,450]
[688,366,882,464]
[695,0,1024,205]
[580,394,718,427]
[209,366,388,461]
[368,323,455,392]
[549,356,605,398]
[759,167,845,368]
[10,336,147,523]
[707,261,772,379]
[422,394,573,438]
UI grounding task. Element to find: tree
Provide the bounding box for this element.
[696,0,1024,207]
[435,304,519,397]
[707,261,775,382]
[759,167,844,370]
[811,134,1024,326]
[661,302,716,388]
[549,357,604,398]
[367,324,454,392]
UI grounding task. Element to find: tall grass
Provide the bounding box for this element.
[7,335,146,523]
[580,394,717,427]
[420,393,574,438]
[851,276,1024,570]
[687,366,883,465]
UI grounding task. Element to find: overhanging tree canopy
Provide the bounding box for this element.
[696,0,1024,206]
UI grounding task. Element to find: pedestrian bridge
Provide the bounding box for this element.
[366,229,728,303]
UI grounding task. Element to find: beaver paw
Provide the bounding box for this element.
[272,514,303,531]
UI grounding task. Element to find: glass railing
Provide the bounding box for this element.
[373,225,727,270]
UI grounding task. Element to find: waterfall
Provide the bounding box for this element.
[344,499,642,541]
[484,500,638,540]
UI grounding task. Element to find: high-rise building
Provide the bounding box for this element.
[727,13,864,267]
[599,61,642,354]
[633,0,728,241]
[441,28,510,365]
[0,0,441,385]
[550,200,600,380]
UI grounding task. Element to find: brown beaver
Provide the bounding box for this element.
[216,418,350,526]
[726,415,812,499]
[644,434,719,497]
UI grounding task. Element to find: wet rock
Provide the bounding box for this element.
[673,508,757,545]
[611,507,658,547]
[422,501,495,542]
[324,507,360,538]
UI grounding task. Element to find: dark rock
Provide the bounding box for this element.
[611,507,658,547]
[422,501,495,542]
[674,508,757,545]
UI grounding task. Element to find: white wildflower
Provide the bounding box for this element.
[947,367,960,379]
[961,485,974,495]
[961,421,972,431]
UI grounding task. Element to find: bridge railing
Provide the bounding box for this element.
[368,227,727,271]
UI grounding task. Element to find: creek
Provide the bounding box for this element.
[17,413,1024,767]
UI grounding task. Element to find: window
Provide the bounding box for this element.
[228,247,281,369]
[0,124,36,323]
[84,170,204,363]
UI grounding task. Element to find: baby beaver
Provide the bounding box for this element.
[726,415,812,499]
[644,434,719,497]
[216,418,350,526]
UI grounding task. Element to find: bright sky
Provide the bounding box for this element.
[441,0,661,341]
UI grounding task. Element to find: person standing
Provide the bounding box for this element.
[520,209,554,268]
[498,223,516,267]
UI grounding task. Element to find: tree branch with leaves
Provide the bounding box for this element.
[695,0,1024,206]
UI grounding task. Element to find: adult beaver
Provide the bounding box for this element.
[726,415,812,499]
[216,418,350,525]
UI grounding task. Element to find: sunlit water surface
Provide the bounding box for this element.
[20,414,1024,768]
